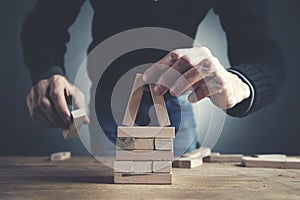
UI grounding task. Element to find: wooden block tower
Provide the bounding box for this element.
[114,73,175,184]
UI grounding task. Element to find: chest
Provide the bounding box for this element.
[90,0,212,37]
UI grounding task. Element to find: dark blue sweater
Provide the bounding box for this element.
[21,0,285,118]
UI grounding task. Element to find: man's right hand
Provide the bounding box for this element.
[26,75,90,129]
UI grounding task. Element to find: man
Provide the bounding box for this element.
[21,0,284,151]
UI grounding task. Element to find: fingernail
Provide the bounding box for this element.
[143,74,149,83]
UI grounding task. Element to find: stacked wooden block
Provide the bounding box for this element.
[114,126,174,184]
[114,73,174,184]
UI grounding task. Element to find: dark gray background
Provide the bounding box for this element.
[0,0,299,156]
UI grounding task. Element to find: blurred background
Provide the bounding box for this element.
[0,0,299,156]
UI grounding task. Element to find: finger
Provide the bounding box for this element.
[33,107,57,128]
[188,79,224,103]
[154,55,194,96]
[31,100,58,128]
[27,88,59,128]
[170,63,208,97]
[69,86,90,124]
[143,49,189,83]
[153,47,214,96]
[170,55,223,96]
[49,79,71,125]
[38,96,68,129]
[36,81,70,128]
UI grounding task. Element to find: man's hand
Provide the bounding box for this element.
[143,47,250,109]
[26,75,90,128]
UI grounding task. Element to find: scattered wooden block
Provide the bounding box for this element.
[204,154,243,162]
[135,138,154,150]
[114,161,133,173]
[210,152,221,156]
[172,147,211,168]
[133,161,152,173]
[114,173,172,184]
[173,157,203,168]
[149,83,171,126]
[253,154,287,159]
[242,156,300,169]
[155,139,173,150]
[116,138,135,150]
[118,126,175,138]
[153,161,172,173]
[50,151,71,161]
[122,74,145,126]
[63,109,86,139]
[181,147,211,159]
[286,157,300,169]
[116,150,173,161]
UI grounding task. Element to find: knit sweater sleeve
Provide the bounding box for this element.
[213,0,285,117]
[21,0,86,85]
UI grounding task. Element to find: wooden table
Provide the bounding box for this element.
[0,157,299,199]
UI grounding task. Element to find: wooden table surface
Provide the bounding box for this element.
[0,157,299,200]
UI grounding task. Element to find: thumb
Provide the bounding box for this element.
[67,84,90,124]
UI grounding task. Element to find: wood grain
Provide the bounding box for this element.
[50,152,71,161]
[114,172,172,184]
[134,138,154,150]
[122,73,145,126]
[117,126,175,138]
[133,161,152,173]
[242,156,300,169]
[1,157,300,199]
[153,161,172,173]
[116,138,135,150]
[154,139,173,150]
[116,150,173,161]
[114,161,133,173]
[173,157,203,168]
[204,154,243,162]
[149,83,171,126]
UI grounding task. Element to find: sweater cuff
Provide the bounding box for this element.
[225,68,255,117]
[31,66,65,85]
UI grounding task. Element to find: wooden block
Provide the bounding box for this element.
[210,152,221,156]
[114,161,133,173]
[149,83,171,126]
[253,154,287,159]
[182,147,211,159]
[116,138,135,150]
[114,173,172,184]
[153,161,172,173]
[116,150,173,161]
[242,156,300,169]
[50,151,71,161]
[242,156,285,169]
[133,161,152,173]
[63,109,86,139]
[135,138,154,150]
[118,126,175,138]
[204,154,243,162]
[173,157,203,168]
[286,157,300,169]
[154,139,173,150]
[122,74,145,126]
